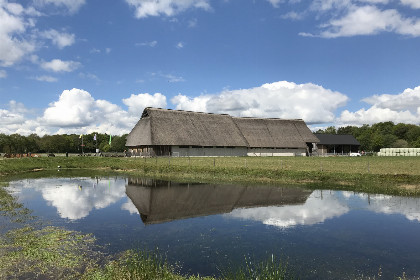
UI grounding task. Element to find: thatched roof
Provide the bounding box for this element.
[126,179,312,225]
[233,118,318,148]
[126,108,248,147]
[126,107,319,148]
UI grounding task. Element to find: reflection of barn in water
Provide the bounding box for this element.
[126,178,313,225]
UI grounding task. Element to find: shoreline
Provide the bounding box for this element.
[2,156,420,196]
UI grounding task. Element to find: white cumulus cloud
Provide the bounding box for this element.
[40,29,75,49]
[0,1,36,66]
[125,0,211,18]
[41,59,80,72]
[0,69,6,78]
[338,85,420,125]
[38,89,168,135]
[42,88,96,127]
[401,0,420,9]
[122,92,167,117]
[171,81,348,124]
[0,102,26,125]
[317,5,420,38]
[273,0,420,37]
[39,89,139,135]
[1,88,170,135]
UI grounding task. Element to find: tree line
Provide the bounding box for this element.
[316,122,420,152]
[1,121,420,154]
[0,133,127,154]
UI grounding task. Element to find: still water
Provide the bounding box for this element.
[6,176,420,279]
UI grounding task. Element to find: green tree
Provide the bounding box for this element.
[393,139,409,148]
[0,134,11,153]
[324,126,337,134]
[371,121,394,135]
[26,134,41,153]
[9,134,26,153]
[109,134,127,152]
[337,126,357,135]
[392,123,409,140]
[406,125,420,144]
[355,124,372,151]
[412,136,420,148]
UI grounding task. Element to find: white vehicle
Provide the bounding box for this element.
[350,152,361,157]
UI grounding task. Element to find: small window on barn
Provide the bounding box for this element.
[203,146,213,148]
[179,146,189,148]
[191,145,201,148]
[226,146,235,149]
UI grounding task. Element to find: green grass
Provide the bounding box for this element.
[81,250,215,280]
[0,226,100,280]
[2,156,420,196]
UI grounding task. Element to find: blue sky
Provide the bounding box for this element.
[1,0,420,135]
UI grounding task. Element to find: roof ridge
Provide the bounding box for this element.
[145,107,304,121]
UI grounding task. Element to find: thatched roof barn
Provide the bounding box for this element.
[126,178,313,225]
[126,107,319,157]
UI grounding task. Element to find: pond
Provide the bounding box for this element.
[5,175,420,279]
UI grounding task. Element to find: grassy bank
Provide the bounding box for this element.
[1,156,420,196]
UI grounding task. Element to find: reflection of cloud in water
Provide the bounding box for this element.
[229,190,420,228]
[9,178,127,220]
[355,193,420,222]
[121,200,139,215]
[227,191,349,228]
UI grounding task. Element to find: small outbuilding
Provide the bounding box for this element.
[126,107,319,157]
[314,134,361,156]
